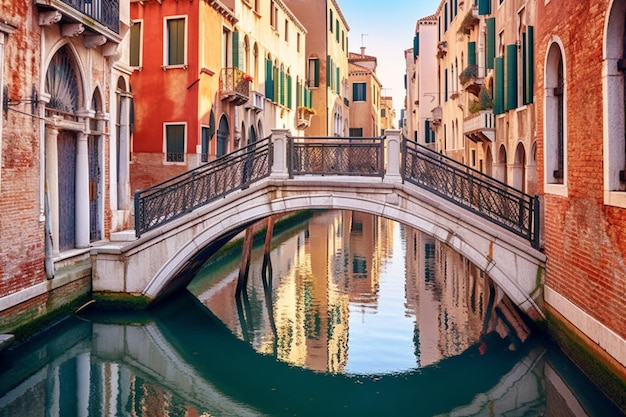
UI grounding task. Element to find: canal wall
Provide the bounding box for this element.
[0,256,92,343]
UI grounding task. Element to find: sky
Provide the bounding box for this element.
[338,0,440,120]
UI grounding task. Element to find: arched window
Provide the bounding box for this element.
[217,115,229,157]
[604,0,626,206]
[545,40,566,191]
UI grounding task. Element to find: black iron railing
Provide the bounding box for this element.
[134,137,272,237]
[60,0,120,33]
[402,138,539,248]
[288,136,384,177]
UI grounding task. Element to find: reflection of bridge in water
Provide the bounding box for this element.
[94,130,546,323]
[2,291,612,417]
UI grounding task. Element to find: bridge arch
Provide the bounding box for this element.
[131,178,544,321]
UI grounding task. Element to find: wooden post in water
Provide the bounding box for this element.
[236,226,254,297]
[264,216,274,260]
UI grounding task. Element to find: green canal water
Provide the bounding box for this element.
[0,210,624,417]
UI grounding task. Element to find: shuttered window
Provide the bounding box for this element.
[287,75,292,109]
[494,56,504,114]
[265,59,274,100]
[413,33,419,59]
[468,41,476,66]
[478,0,491,15]
[523,26,534,105]
[486,18,495,69]
[353,83,366,101]
[165,124,185,162]
[130,21,141,67]
[166,18,185,66]
[232,31,240,69]
[505,44,518,111]
[308,58,320,88]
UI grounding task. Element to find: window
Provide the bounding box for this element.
[297,33,301,53]
[604,0,626,205]
[165,124,185,162]
[130,21,142,67]
[329,9,333,32]
[336,20,339,42]
[165,17,185,66]
[545,41,566,189]
[308,57,319,87]
[285,20,289,42]
[270,1,278,29]
[353,82,366,101]
[349,128,363,137]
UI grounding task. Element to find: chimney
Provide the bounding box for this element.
[360,46,366,56]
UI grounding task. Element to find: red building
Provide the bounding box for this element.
[536,0,626,406]
[129,0,248,190]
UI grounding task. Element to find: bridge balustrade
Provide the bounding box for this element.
[133,131,538,248]
[402,138,539,248]
[288,136,384,177]
[134,137,272,237]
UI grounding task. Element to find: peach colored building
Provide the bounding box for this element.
[347,49,382,137]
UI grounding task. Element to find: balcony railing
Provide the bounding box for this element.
[39,0,120,34]
[220,68,251,106]
[464,110,495,143]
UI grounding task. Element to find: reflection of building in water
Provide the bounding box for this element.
[404,226,530,368]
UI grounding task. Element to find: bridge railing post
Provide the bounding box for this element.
[270,129,290,179]
[383,129,402,184]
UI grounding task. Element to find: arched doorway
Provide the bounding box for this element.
[497,144,508,184]
[512,142,527,192]
[45,45,83,251]
[217,115,229,157]
[89,90,105,242]
[485,145,493,177]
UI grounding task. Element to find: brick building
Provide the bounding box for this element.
[0,0,131,338]
[535,0,626,407]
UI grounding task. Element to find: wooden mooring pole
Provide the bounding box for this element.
[236,216,275,297]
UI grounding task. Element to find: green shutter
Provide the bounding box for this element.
[468,42,476,66]
[524,26,534,105]
[287,75,293,108]
[494,56,504,114]
[314,59,320,87]
[327,55,331,88]
[413,34,419,59]
[280,70,285,105]
[478,0,491,15]
[265,59,273,99]
[505,44,518,111]
[424,120,430,142]
[232,31,240,69]
[336,67,340,94]
[486,18,495,70]
[130,22,141,67]
[273,66,279,102]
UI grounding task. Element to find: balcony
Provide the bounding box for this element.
[464,110,495,143]
[36,0,120,40]
[459,64,482,97]
[296,106,315,130]
[220,68,251,106]
[245,91,265,112]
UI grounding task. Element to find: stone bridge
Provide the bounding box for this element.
[92,130,546,321]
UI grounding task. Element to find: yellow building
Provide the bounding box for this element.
[348,49,383,137]
[283,0,350,137]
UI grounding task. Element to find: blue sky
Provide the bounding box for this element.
[338,0,440,119]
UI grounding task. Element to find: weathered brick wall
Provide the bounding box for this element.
[0,3,44,296]
[536,1,626,340]
[130,152,189,192]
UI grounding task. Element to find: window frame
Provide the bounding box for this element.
[352,82,367,102]
[163,16,187,68]
[544,39,568,195]
[130,19,143,68]
[164,123,186,164]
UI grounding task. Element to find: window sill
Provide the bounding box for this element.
[162,64,188,71]
[544,183,568,197]
[605,190,626,209]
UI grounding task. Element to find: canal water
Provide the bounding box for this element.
[0,210,624,417]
